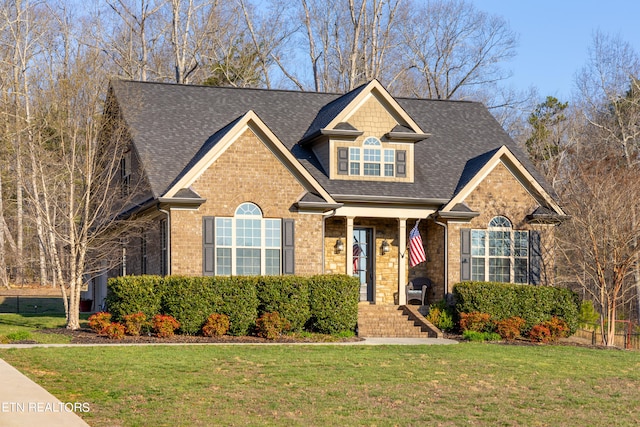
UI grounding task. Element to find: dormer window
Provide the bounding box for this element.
[347,137,399,177]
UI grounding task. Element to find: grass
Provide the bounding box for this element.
[0,313,88,344]
[1,343,639,426]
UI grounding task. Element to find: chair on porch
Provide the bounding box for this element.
[406,277,432,306]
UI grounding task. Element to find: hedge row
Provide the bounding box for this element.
[453,281,580,334]
[106,274,359,336]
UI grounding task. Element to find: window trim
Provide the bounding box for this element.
[348,137,395,177]
[470,216,529,284]
[214,203,282,276]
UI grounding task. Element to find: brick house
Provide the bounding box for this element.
[90,79,566,310]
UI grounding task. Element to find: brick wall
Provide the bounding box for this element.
[446,162,556,288]
[169,128,325,276]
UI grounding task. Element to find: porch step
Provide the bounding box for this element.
[357,304,442,338]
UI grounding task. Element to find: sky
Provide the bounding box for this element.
[478,0,640,100]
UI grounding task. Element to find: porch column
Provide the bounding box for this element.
[398,218,407,305]
[346,216,354,275]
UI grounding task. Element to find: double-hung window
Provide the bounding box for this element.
[349,137,395,177]
[214,203,281,276]
[470,216,529,283]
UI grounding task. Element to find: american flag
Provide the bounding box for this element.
[353,242,362,274]
[409,222,426,267]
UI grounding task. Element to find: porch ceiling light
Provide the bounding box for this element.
[334,238,345,254]
[381,239,391,254]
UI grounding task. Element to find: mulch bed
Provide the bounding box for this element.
[39,328,364,344]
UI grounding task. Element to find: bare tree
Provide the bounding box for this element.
[574,31,640,322]
[396,0,517,101]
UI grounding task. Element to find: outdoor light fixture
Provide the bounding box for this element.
[334,238,345,254]
[381,240,391,254]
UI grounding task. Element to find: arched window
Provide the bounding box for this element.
[471,216,529,283]
[348,136,395,177]
[214,202,281,275]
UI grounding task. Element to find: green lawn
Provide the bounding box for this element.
[1,343,639,426]
[0,313,88,344]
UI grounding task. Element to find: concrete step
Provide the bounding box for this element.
[357,304,441,338]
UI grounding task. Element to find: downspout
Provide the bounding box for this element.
[434,219,448,300]
[158,206,171,275]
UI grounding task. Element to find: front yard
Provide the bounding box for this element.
[1,343,639,426]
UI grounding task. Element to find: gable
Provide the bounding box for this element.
[163,110,336,208]
[440,146,566,220]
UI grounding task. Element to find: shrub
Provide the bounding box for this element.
[160,276,217,335]
[122,312,148,336]
[426,301,456,332]
[308,274,359,334]
[104,322,126,340]
[152,314,180,338]
[256,277,310,332]
[202,313,230,337]
[107,276,163,323]
[462,330,502,342]
[495,316,526,341]
[208,276,259,336]
[255,312,291,340]
[454,281,580,334]
[459,312,492,332]
[529,324,552,343]
[88,312,112,335]
[544,316,570,340]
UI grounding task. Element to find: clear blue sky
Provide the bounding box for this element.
[478,0,640,100]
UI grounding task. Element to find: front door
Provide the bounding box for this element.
[353,227,374,302]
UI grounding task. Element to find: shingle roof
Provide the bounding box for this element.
[109,80,550,203]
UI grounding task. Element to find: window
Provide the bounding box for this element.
[214,203,281,276]
[121,151,131,195]
[348,137,396,177]
[140,230,147,275]
[470,216,529,284]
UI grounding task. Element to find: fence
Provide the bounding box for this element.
[574,328,640,350]
[0,296,65,314]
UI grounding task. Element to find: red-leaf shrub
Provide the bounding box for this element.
[459,312,492,332]
[495,316,526,340]
[545,316,570,340]
[152,314,180,338]
[255,312,291,340]
[202,313,230,337]
[88,312,112,335]
[529,324,552,343]
[122,312,148,336]
[104,322,126,340]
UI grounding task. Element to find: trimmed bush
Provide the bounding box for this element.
[529,324,552,343]
[308,274,359,334]
[202,313,230,337]
[152,314,180,338]
[107,276,163,323]
[104,322,126,340]
[459,312,492,332]
[453,281,580,334]
[122,312,148,336]
[255,312,291,340]
[495,316,526,341]
[88,312,112,335]
[208,276,259,336]
[160,276,217,335]
[256,276,310,331]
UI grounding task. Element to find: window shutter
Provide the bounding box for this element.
[460,228,471,281]
[203,217,215,276]
[337,147,349,175]
[529,230,541,285]
[396,150,406,177]
[282,219,295,274]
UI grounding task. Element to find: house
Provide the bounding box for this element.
[90,79,566,311]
